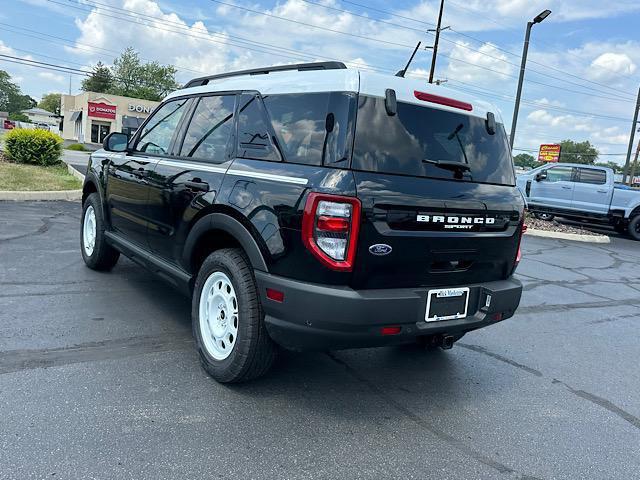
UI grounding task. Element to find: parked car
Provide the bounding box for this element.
[516,163,640,239]
[80,62,524,383]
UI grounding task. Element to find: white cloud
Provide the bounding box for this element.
[443,41,514,83]
[38,72,66,84]
[589,52,637,80]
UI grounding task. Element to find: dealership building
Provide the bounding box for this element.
[61,92,160,145]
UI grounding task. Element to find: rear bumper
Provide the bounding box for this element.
[255,272,522,351]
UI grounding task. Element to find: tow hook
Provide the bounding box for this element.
[440,335,455,350]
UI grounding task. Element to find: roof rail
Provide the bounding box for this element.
[183,62,347,88]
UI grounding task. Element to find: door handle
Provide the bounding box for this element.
[561,186,572,189]
[597,189,607,193]
[185,180,210,192]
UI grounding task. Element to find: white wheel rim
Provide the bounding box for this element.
[199,271,239,360]
[83,205,97,256]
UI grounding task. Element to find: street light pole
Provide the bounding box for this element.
[509,10,551,148]
[622,86,640,184]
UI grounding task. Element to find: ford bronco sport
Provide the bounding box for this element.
[80,62,524,383]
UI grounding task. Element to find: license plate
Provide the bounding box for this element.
[425,287,470,322]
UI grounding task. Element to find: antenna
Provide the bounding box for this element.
[396,41,422,78]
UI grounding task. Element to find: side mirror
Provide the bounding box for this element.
[103,132,129,152]
[535,171,547,181]
[385,88,397,116]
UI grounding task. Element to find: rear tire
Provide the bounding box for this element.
[81,193,120,271]
[192,248,277,383]
[533,212,555,221]
[628,216,640,241]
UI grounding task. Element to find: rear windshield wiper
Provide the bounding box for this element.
[422,159,471,173]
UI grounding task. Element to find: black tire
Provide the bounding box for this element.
[80,193,120,271]
[533,212,555,221]
[192,248,277,383]
[628,216,640,241]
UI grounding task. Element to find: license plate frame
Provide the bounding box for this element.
[425,287,470,322]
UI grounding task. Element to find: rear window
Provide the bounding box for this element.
[262,92,356,166]
[577,168,606,185]
[352,95,515,185]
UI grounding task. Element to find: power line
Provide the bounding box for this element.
[322,0,637,100]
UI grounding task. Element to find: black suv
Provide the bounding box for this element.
[80,62,524,383]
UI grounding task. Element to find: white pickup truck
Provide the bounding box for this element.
[516,163,640,240]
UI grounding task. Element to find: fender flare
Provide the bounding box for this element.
[183,213,269,273]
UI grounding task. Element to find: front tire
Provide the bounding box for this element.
[81,193,120,271]
[192,248,277,383]
[628,216,640,241]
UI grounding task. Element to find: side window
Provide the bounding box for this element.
[577,168,606,185]
[180,95,235,162]
[262,93,355,166]
[545,166,574,182]
[237,94,280,162]
[134,99,189,155]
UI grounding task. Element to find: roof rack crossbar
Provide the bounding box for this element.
[184,62,347,88]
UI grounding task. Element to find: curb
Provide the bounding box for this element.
[67,164,86,182]
[0,189,82,201]
[525,228,610,244]
[0,165,85,202]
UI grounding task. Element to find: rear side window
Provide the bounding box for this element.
[237,94,281,162]
[262,93,355,166]
[545,166,574,182]
[577,168,606,185]
[180,95,235,162]
[352,95,515,185]
[134,98,189,155]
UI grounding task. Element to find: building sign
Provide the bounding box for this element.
[538,144,561,163]
[128,104,153,114]
[88,102,116,120]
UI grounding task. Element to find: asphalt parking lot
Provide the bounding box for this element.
[1,201,639,479]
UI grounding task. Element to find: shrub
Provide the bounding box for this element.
[4,128,63,166]
[66,143,87,151]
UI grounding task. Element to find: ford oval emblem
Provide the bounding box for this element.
[369,244,392,256]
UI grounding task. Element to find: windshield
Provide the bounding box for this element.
[352,95,515,186]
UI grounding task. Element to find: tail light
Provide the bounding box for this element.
[302,192,361,272]
[414,90,473,111]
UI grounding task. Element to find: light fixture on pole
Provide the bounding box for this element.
[509,9,552,148]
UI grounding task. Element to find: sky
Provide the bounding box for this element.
[1,0,640,164]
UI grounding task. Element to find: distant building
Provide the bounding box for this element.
[21,107,59,128]
[61,92,160,145]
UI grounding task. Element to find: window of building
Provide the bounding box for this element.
[237,94,281,162]
[134,98,189,155]
[180,95,235,162]
[577,168,606,185]
[545,166,574,182]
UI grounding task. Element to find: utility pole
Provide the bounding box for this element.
[628,137,640,186]
[509,10,551,148]
[622,86,640,184]
[69,74,72,95]
[428,0,445,84]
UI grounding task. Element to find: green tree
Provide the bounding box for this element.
[0,70,36,114]
[558,139,599,164]
[81,61,114,93]
[108,47,178,101]
[8,112,29,122]
[513,153,540,169]
[38,93,62,115]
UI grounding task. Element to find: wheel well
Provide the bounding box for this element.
[190,229,244,274]
[82,181,97,204]
[630,206,640,219]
